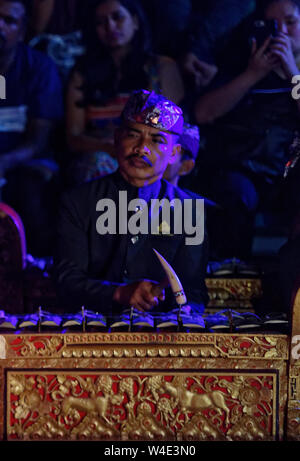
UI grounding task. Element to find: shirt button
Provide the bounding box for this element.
[131,236,139,244]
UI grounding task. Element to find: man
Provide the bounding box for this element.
[55,89,208,315]
[0,0,63,255]
[163,123,199,188]
[163,123,220,261]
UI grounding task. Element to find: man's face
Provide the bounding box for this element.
[265,0,300,54]
[0,1,25,55]
[163,150,183,183]
[115,121,181,186]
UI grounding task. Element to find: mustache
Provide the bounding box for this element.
[127,153,153,167]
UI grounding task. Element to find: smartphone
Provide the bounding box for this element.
[249,19,278,49]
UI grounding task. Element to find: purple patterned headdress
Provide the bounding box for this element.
[179,123,200,159]
[121,89,184,135]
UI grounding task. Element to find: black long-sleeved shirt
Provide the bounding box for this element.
[54,170,208,314]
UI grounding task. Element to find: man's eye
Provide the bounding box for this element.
[126,131,138,138]
[112,12,125,22]
[287,17,298,25]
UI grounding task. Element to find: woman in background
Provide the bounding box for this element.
[65,0,185,185]
[194,0,300,260]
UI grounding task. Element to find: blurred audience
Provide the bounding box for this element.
[0,0,298,315]
[181,0,256,90]
[65,0,185,186]
[0,0,63,256]
[27,0,84,82]
[141,0,256,92]
[194,0,300,260]
[29,0,82,36]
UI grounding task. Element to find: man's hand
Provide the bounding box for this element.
[269,32,299,79]
[113,280,166,312]
[246,37,280,81]
[182,52,218,88]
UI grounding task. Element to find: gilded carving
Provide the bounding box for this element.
[287,372,300,440]
[7,335,65,358]
[177,413,225,441]
[1,333,288,362]
[0,327,289,441]
[286,288,300,441]
[6,372,278,441]
[215,335,288,359]
[205,278,262,309]
[227,415,270,441]
[287,408,300,441]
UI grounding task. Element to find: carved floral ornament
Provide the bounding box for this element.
[206,278,263,303]
[7,372,277,441]
[3,333,288,360]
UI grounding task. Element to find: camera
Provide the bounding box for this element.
[249,19,278,49]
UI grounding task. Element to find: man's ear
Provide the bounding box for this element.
[168,143,181,164]
[178,159,195,177]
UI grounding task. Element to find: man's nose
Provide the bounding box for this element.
[106,17,117,32]
[134,139,151,155]
[278,21,288,34]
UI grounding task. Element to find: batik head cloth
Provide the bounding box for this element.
[179,123,200,159]
[121,89,184,135]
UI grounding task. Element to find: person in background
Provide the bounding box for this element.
[29,0,82,37]
[163,123,220,261]
[180,0,256,91]
[0,0,63,256]
[27,0,84,82]
[141,0,256,92]
[194,0,300,260]
[163,123,200,188]
[65,0,185,186]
